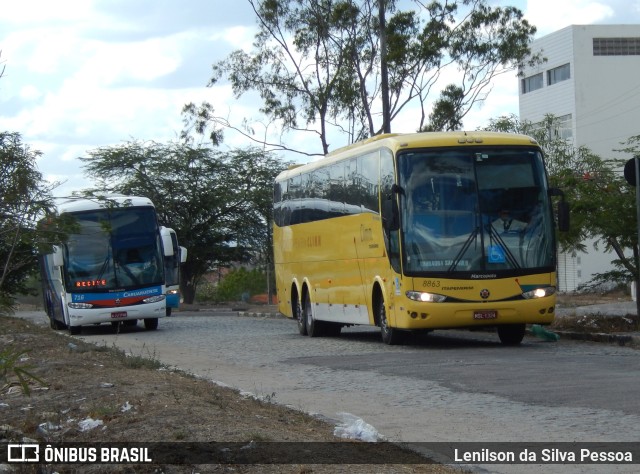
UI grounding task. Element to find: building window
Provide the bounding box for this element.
[530,114,573,141]
[556,114,573,140]
[547,63,570,85]
[521,73,543,94]
[593,37,640,55]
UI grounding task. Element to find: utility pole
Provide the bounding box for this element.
[623,156,640,329]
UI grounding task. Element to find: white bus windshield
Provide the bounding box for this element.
[397,147,555,276]
[63,207,163,290]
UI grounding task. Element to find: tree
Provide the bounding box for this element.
[183,0,540,156]
[484,114,638,290]
[79,141,286,303]
[0,132,55,314]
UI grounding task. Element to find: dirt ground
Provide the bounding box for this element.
[553,291,640,334]
[555,289,631,308]
[1,315,458,474]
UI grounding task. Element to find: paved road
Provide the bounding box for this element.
[16,309,640,473]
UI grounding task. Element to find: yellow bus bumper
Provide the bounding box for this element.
[393,296,556,330]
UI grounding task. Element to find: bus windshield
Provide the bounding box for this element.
[397,147,555,276]
[63,207,163,291]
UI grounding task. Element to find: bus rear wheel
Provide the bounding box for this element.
[304,292,322,337]
[497,324,526,345]
[295,297,307,336]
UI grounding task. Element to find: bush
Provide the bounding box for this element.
[197,268,268,303]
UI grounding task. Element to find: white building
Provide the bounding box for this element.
[519,25,640,291]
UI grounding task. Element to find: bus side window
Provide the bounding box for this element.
[380,148,400,272]
[360,152,379,213]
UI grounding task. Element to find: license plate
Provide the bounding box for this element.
[474,310,497,320]
[111,311,128,319]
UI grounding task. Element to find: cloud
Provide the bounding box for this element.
[1,0,639,197]
[525,0,615,36]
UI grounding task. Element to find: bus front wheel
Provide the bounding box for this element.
[497,324,526,345]
[144,318,159,330]
[378,298,403,345]
[50,315,66,330]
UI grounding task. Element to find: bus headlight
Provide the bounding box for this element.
[143,295,166,304]
[68,302,94,309]
[522,286,556,299]
[406,291,447,303]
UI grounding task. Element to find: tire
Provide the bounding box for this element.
[378,297,403,345]
[48,299,66,330]
[50,316,66,330]
[69,325,81,335]
[144,318,159,330]
[51,300,68,330]
[304,292,324,337]
[295,296,307,336]
[497,324,526,345]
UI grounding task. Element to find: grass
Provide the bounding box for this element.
[0,347,48,396]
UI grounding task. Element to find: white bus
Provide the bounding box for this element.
[40,195,173,334]
[160,226,187,316]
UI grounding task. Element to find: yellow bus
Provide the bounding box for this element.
[273,132,568,345]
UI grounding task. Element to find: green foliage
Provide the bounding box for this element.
[421,84,464,132]
[0,347,47,396]
[198,268,268,303]
[0,132,55,314]
[184,0,540,155]
[79,140,287,303]
[483,114,640,285]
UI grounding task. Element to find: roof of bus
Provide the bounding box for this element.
[56,195,155,214]
[275,131,539,181]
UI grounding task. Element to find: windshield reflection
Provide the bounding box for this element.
[398,147,555,276]
[64,208,163,290]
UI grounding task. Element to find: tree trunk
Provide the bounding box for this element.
[182,282,196,305]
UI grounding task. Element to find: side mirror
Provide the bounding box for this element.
[52,245,64,267]
[549,188,570,232]
[162,233,175,257]
[179,246,188,263]
[383,184,403,232]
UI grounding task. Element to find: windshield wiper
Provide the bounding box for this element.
[447,227,480,272]
[447,222,522,272]
[486,223,521,269]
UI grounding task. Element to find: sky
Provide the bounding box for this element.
[1,0,639,197]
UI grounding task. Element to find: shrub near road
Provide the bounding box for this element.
[0,316,456,474]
